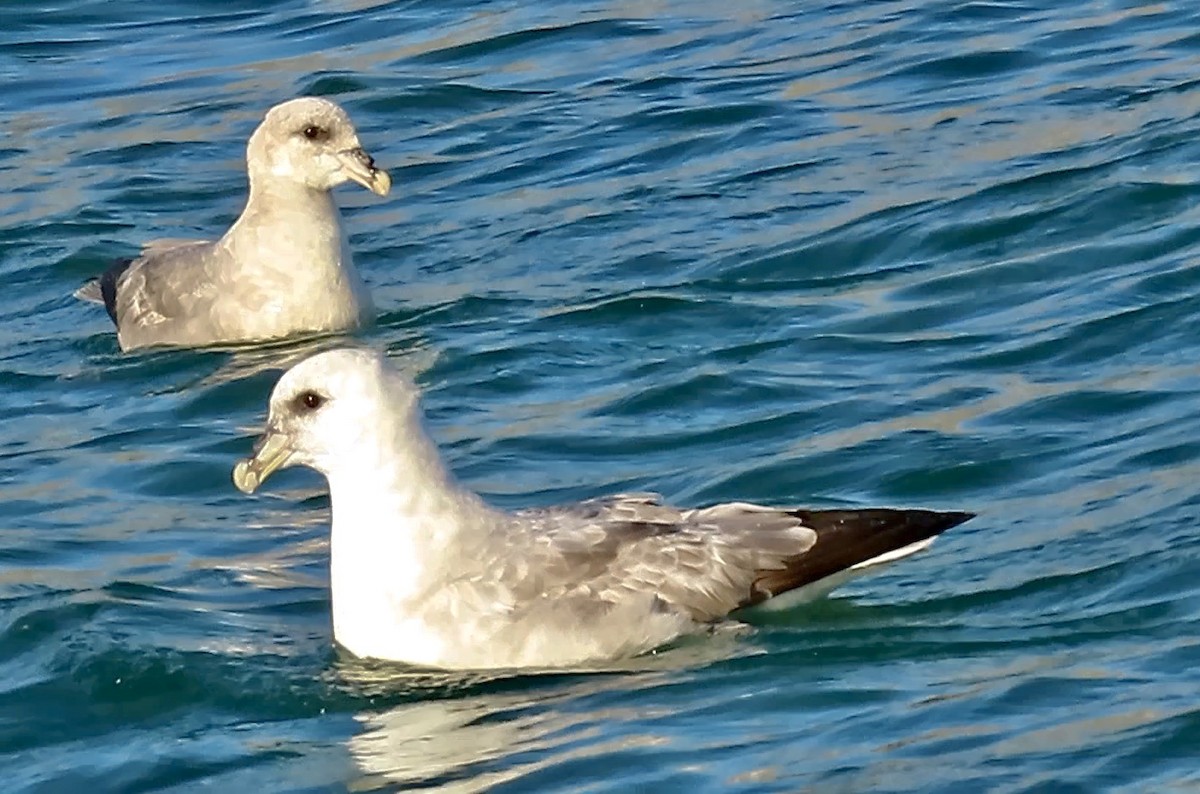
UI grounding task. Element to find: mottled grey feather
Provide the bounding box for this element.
[495,495,969,623]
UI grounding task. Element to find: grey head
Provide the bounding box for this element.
[245,97,391,196]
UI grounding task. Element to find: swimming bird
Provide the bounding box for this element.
[233,348,974,670]
[75,97,391,351]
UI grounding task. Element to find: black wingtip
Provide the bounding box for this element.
[747,507,975,606]
[943,511,976,528]
[913,509,975,533]
[98,257,134,325]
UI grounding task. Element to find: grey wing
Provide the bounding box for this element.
[74,239,209,305]
[111,239,222,332]
[500,497,972,623]
[599,501,822,620]
[509,495,820,622]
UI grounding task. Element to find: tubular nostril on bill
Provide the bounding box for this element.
[352,148,375,169]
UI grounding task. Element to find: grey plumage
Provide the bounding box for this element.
[498,496,968,622]
[75,97,391,351]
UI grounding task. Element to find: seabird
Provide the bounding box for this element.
[233,348,974,670]
[75,97,390,351]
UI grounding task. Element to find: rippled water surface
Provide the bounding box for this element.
[5,1,1200,790]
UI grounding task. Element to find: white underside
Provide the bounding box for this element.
[746,536,937,612]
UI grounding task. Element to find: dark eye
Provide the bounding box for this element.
[297,390,325,411]
[302,125,326,141]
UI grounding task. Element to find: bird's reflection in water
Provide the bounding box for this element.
[331,628,761,792]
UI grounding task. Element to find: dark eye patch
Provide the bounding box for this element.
[294,390,326,412]
[300,124,329,142]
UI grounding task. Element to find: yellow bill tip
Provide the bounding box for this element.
[232,458,260,494]
[369,168,391,197]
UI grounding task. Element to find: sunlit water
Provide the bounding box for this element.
[5,1,1200,790]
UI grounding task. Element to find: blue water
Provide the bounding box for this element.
[5,1,1200,790]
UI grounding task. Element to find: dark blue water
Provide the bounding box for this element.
[5,1,1200,790]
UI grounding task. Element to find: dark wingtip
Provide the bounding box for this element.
[743,506,975,608]
[897,508,975,539]
[938,510,976,529]
[98,257,134,326]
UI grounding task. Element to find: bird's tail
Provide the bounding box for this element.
[74,279,104,303]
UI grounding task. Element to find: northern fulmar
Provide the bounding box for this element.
[75,97,391,351]
[233,348,975,670]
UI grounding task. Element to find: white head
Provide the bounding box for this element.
[245,97,391,196]
[233,347,422,493]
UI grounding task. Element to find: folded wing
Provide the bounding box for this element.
[515,494,973,621]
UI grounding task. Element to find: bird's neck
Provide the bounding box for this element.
[327,447,484,558]
[224,176,345,267]
[244,170,335,209]
[219,175,372,325]
[234,173,340,236]
[323,427,494,652]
